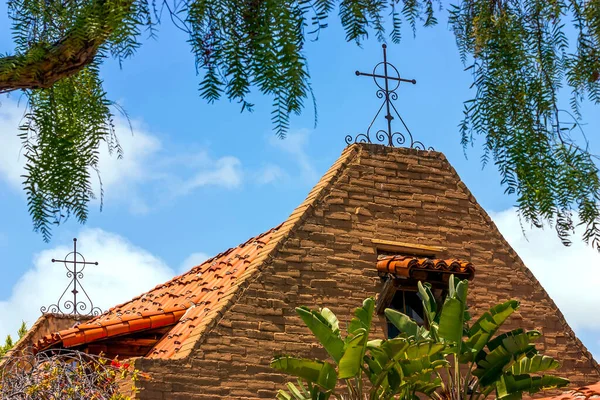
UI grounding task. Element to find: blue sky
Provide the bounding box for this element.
[1,5,599,360]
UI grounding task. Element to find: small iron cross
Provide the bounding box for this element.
[346,44,431,150]
[41,238,102,316]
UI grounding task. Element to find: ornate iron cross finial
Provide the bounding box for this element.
[345,44,432,150]
[41,238,102,316]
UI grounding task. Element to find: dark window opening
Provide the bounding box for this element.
[386,289,424,339]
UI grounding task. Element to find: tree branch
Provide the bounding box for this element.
[0,38,104,93]
[0,0,133,94]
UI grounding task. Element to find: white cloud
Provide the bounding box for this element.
[490,208,600,334]
[0,99,27,190]
[269,129,319,183]
[177,156,243,196]
[256,164,288,185]
[178,252,210,274]
[93,118,161,214]
[0,99,243,214]
[0,228,177,339]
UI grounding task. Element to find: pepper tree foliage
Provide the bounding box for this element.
[0,0,599,246]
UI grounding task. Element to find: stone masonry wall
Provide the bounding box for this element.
[134,144,599,399]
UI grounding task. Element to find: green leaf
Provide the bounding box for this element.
[411,378,443,395]
[437,296,465,349]
[379,337,411,361]
[465,300,520,361]
[348,297,375,336]
[385,308,419,339]
[417,281,437,325]
[511,355,560,375]
[338,330,367,379]
[474,330,539,387]
[438,276,469,350]
[498,374,570,398]
[271,356,337,391]
[295,307,344,363]
[404,341,445,360]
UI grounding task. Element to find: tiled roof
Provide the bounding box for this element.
[539,382,600,400]
[376,255,475,280]
[35,225,283,359]
[35,308,186,351]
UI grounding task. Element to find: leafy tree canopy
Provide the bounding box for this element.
[0,322,27,357]
[1,0,599,247]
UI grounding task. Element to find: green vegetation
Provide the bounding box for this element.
[0,322,27,357]
[1,0,600,247]
[272,276,569,399]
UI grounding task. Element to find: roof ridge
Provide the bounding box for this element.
[167,145,361,359]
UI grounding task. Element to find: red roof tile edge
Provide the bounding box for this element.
[377,255,475,280]
[34,307,187,352]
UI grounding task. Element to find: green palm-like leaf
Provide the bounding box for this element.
[385,309,419,339]
[437,296,466,350]
[474,330,539,387]
[497,374,570,399]
[463,300,520,361]
[438,277,469,350]
[276,380,332,400]
[295,307,344,363]
[404,341,445,360]
[348,297,375,336]
[510,355,560,375]
[417,281,438,324]
[271,356,337,391]
[338,330,367,379]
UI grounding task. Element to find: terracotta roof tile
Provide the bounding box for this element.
[34,226,283,358]
[35,308,186,350]
[377,255,475,280]
[539,382,600,400]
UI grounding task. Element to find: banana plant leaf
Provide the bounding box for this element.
[339,329,367,379]
[497,373,569,398]
[511,355,560,375]
[404,341,445,360]
[473,330,539,387]
[271,356,338,391]
[464,300,520,362]
[485,329,540,354]
[437,296,465,351]
[417,282,438,324]
[400,356,449,377]
[385,309,419,339]
[277,380,330,400]
[379,337,411,362]
[348,298,375,336]
[296,306,345,363]
[411,377,443,395]
[438,277,469,351]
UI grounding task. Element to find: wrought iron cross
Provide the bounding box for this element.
[345,44,432,150]
[41,238,102,316]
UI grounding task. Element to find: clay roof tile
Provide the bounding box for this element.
[377,255,475,280]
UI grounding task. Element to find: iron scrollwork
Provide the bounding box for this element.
[41,238,102,316]
[346,44,433,151]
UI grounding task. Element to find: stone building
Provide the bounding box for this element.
[33,144,599,399]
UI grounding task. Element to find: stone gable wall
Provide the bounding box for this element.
[134,144,599,399]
